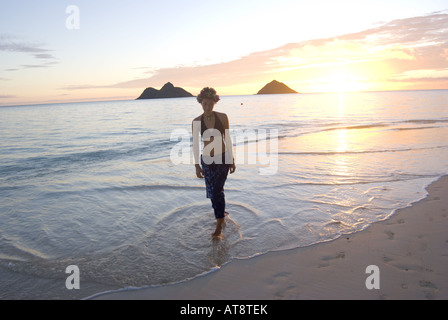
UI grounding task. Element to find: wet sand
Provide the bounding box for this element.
[90,176,448,300]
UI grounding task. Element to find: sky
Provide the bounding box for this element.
[1,0,448,106]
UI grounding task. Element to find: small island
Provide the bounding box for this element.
[137,82,193,99]
[256,80,298,95]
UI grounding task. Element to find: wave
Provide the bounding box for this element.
[0,139,175,179]
[0,236,50,263]
[0,201,260,291]
[6,116,442,178]
[265,118,448,141]
[279,145,448,156]
[92,184,206,194]
[263,173,441,188]
[31,184,211,200]
[320,123,390,132]
[402,119,448,125]
[228,117,448,149]
[320,119,448,132]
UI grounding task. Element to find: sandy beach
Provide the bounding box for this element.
[90,175,448,300]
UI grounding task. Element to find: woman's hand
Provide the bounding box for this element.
[195,164,204,178]
[230,162,236,174]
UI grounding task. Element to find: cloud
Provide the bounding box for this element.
[0,34,58,70]
[21,64,50,69]
[0,34,51,54]
[61,48,290,91]
[146,12,448,91]
[33,53,57,60]
[64,12,448,93]
[388,68,448,83]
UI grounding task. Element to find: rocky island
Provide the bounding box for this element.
[256,80,298,95]
[137,82,193,99]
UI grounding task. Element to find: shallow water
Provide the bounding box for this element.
[1,90,447,299]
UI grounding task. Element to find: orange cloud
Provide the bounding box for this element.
[64,12,448,94]
[148,12,448,93]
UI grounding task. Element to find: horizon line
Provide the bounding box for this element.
[1,88,447,108]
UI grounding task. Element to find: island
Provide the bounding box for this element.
[256,80,298,95]
[136,82,193,99]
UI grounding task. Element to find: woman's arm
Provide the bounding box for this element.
[222,114,236,173]
[192,119,204,178]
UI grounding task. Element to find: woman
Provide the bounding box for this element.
[192,87,236,239]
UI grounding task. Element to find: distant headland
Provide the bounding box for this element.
[136,80,298,99]
[256,80,298,94]
[136,82,193,99]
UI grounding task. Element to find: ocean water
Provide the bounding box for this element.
[1,90,447,299]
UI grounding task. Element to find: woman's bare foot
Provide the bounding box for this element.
[212,218,225,239]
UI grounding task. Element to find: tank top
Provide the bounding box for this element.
[201,112,225,137]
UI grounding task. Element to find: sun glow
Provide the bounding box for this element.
[315,72,369,93]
